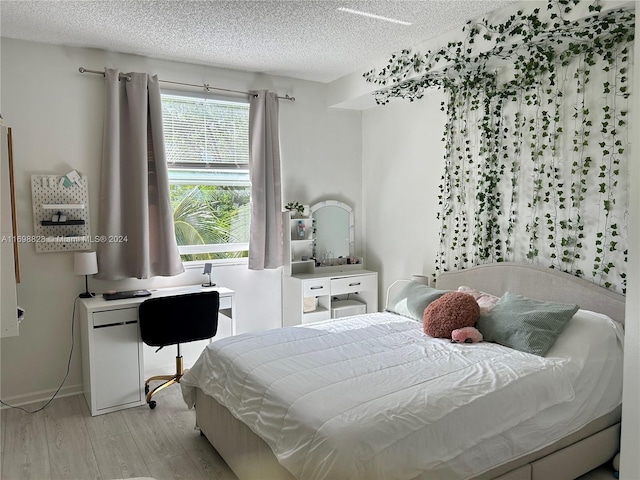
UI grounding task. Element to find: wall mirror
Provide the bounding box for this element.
[310,200,354,265]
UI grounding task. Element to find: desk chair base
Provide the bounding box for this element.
[144,354,184,409]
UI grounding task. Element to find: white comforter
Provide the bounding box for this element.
[181,311,623,480]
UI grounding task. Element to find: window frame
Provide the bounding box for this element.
[161,89,251,265]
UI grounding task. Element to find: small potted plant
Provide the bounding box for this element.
[285,202,305,218]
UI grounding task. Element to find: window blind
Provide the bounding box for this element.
[162,94,249,166]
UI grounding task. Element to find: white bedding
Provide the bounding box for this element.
[181,310,623,480]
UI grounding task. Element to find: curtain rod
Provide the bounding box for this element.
[78,67,295,102]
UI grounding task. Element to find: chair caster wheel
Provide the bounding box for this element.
[148,400,156,409]
[145,384,150,395]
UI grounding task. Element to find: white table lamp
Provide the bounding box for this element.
[74,251,98,298]
[411,274,430,286]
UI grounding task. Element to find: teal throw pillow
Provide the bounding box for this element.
[476,292,579,356]
[386,282,449,322]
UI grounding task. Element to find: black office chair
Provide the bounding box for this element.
[139,291,220,409]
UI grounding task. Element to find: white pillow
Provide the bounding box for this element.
[545,309,624,382]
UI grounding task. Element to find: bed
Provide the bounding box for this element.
[180,263,625,480]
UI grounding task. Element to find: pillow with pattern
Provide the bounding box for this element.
[476,292,579,356]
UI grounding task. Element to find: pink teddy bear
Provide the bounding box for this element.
[451,326,483,344]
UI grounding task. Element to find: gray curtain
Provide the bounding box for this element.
[96,68,184,280]
[248,90,283,270]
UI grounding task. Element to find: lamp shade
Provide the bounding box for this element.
[411,274,430,286]
[74,251,98,276]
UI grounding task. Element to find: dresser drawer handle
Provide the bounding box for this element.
[348,282,361,287]
[310,286,325,290]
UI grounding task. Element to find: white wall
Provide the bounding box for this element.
[361,91,446,306]
[0,38,362,404]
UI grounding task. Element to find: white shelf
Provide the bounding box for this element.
[42,203,85,209]
[32,174,91,252]
[291,259,314,265]
[302,308,330,324]
[284,211,316,274]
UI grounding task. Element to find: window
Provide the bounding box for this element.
[161,92,250,262]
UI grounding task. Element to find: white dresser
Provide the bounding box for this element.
[282,270,378,327]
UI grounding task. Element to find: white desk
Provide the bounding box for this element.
[79,285,235,416]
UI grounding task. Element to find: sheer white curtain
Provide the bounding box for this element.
[96,68,184,280]
[248,90,283,270]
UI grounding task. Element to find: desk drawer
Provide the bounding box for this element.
[219,295,233,310]
[331,275,376,295]
[93,308,138,328]
[302,278,330,298]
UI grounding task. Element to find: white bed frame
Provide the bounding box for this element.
[194,263,626,480]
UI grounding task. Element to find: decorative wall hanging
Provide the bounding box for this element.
[364,0,634,294]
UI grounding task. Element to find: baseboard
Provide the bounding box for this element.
[0,382,83,409]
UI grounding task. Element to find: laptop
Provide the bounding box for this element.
[103,289,152,301]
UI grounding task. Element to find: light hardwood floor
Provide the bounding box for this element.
[0,384,619,480]
[0,383,237,480]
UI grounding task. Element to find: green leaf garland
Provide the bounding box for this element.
[366,0,633,293]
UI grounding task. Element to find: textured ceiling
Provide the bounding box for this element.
[1,0,518,83]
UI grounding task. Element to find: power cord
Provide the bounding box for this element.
[0,296,78,413]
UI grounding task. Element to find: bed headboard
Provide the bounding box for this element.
[437,263,626,325]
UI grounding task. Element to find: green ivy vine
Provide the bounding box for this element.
[364,0,633,293]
